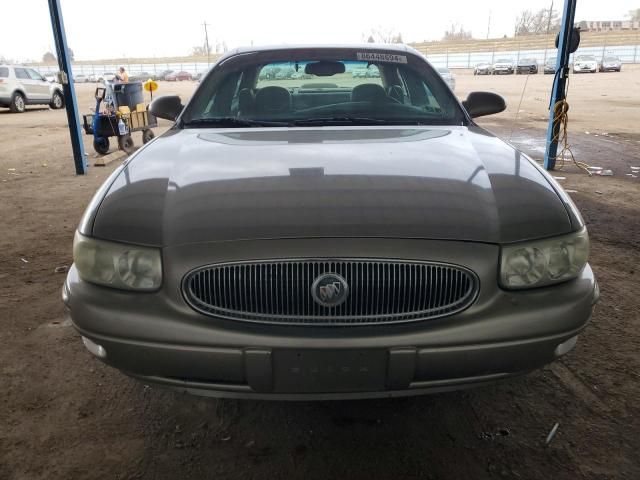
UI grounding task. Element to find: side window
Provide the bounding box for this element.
[399,67,442,112]
[0,67,8,78]
[203,71,244,116]
[15,68,30,80]
[27,69,44,81]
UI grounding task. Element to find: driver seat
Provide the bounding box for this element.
[351,83,389,103]
[254,86,291,114]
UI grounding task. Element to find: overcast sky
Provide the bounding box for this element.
[1,0,637,61]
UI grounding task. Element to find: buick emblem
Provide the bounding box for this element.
[311,273,349,308]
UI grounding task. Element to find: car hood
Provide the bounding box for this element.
[90,126,575,247]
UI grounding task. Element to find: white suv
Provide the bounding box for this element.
[0,65,65,113]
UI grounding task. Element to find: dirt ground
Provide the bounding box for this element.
[1,69,639,480]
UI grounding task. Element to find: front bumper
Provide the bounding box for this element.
[65,238,598,400]
[574,66,597,73]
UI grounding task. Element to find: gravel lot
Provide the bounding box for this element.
[1,69,639,480]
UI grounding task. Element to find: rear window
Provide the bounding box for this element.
[0,67,8,78]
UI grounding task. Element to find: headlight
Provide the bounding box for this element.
[500,228,589,289]
[73,232,162,291]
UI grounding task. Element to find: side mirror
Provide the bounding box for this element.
[462,92,506,118]
[149,95,183,121]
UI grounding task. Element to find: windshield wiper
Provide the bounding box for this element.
[291,116,389,126]
[182,117,288,128]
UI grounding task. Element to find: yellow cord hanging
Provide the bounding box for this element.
[548,76,592,175]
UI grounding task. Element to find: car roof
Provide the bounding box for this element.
[218,43,421,63]
[230,43,411,55]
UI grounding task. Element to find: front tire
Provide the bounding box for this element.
[49,91,64,109]
[9,92,25,113]
[118,134,135,154]
[142,129,155,144]
[93,137,110,155]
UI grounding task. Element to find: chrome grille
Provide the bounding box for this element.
[183,260,478,326]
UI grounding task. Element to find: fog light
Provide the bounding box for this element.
[554,336,578,357]
[82,336,107,359]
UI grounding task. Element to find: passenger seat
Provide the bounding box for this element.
[254,86,292,114]
[351,84,390,103]
[238,88,255,116]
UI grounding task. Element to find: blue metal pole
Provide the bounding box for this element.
[544,0,578,170]
[47,0,88,175]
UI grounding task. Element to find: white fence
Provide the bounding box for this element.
[31,44,640,75]
[420,44,639,68]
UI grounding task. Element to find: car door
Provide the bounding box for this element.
[14,68,40,101]
[26,69,51,100]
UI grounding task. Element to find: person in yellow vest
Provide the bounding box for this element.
[116,67,129,83]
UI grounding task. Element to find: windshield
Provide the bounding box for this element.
[181,53,465,127]
[604,57,619,62]
[576,56,596,61]
[496,59,512,63]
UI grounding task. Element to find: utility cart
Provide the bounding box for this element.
[82,82,157,155]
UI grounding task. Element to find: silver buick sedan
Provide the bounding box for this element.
[64,45,598,400]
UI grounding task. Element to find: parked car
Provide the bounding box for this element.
[158,69,174,80]
[98,72,116,83]
[473,63,491,75]
[352,68,368,78]
[543,57,557,74]
[165,71,193,81]
[516,58,538,74]
[492,58,514,75]
[599,56,622,72]
[87,74,98,82]
[436,67,455,91]
[573,55,598,73]
[0,64,65,113]
[129,71,154,82]
[74,74,88,83]
[66,45,597,400]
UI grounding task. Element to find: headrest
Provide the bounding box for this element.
[254,86,291,113]
[351,83,388,103]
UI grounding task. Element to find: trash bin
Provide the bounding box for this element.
[111,82,144,111]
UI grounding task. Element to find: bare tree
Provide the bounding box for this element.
[42,52,57,62]
[514,8,560,36]
[368,27,404,44]
[443,23,473,41]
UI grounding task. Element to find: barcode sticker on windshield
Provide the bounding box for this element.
[357,52,408,64]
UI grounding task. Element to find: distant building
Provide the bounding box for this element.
[577,20,640,31]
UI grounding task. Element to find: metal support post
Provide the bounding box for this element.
[47,0,87,174]
[544,0,578,170]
